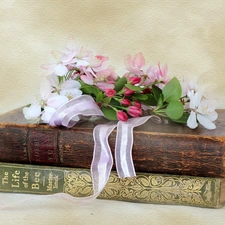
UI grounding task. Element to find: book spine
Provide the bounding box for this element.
[0,162,223,208]
[0,124,225,178]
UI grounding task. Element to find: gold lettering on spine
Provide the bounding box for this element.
[11,170,20,188]
[22,172,29,188]
[47,172,53,191]
[31,172,40,190]
[53,175,59,189]
[2,172,8,185]
[29,130,59,164]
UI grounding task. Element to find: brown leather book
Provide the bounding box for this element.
[0,107,225,178]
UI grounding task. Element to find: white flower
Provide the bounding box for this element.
[59,80,82,99]
[41,106,56,123]
[47,95,69,109]
[23,104,41,120]
[187,90,218,129]
[54,64,69,76]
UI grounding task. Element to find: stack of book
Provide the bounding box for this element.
[0,107,225,208]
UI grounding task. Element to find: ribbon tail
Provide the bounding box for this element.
[91,122,117,194]
[115,116,159,178]
[49,122,117,204]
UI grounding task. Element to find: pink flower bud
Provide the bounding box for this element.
[117,111,128,121]
[129,77,141,85]
[124,88,135,96]
[133,101,141,108]
[128,106,142,117]
[143,88,151,94]
[105,89,116,97]
[121,98,131,106]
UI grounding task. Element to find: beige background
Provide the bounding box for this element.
[1,0,225,114]
[1,1,225,224]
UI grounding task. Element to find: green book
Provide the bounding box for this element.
[0,162,224,208]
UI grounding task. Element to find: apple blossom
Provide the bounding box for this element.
[127,106,142,117]
[187,90,218,130]
[41,106,56,123]
[133,101,141,108]
[124,52,145,75]
[105,89,116,97]
[129,76,141,85]
[23,104,41,120]
[117,111,128,121]
[121,98,131,106]
[124,88,135,96]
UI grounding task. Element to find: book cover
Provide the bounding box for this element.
[0,162,224,208]
[0,107,225,177]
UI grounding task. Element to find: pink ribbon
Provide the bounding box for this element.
[49,95,104,127]
[48,95,160,201]
[115,116,158,178]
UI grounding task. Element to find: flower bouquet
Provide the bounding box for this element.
[23,38,217,130]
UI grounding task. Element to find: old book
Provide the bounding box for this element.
[0,162,224,208]
[0,107,225,178]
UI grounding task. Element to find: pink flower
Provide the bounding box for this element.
[91,55,109,72]
[143,63,170,87]
[96,68,118,83]
[96,82,114,91]
[133,101,141,108]
[105,89,116,97]
[124,52,145,75]
[81,67,118,90]
[121,98,131,106]
[117,111,128,121]
[124,88,135,96]
[129,76,141,85]
[128,106,142,117]
[80,73,94,85]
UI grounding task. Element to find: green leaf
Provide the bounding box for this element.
[96,91,103,103]
[171,113,190,123]
[165,100,184,120]
[140,94,157,106]
[101,106,118,120]
[132,93,148,100]
[157,94,164,108]
[125,83,143,92]
[110,98,120,106]
[162,77,182,102]
[102,97,111,105]
[81,85,100,97]
[114,77,127,92]
[152,85,162,102]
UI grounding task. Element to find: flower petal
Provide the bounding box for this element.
[203,111,218,122]
[75,59,89,67]
[133,52,145,69]
[96,82,114,91]
[41,106,56,123]
[197,114,216,130]
[60,89,82,98]
[23,104,41,120]
[61,80,81,89]
[80,75,94,85]
[187,111,198,129]
[54,64,68,76]
[47,95,68,109]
